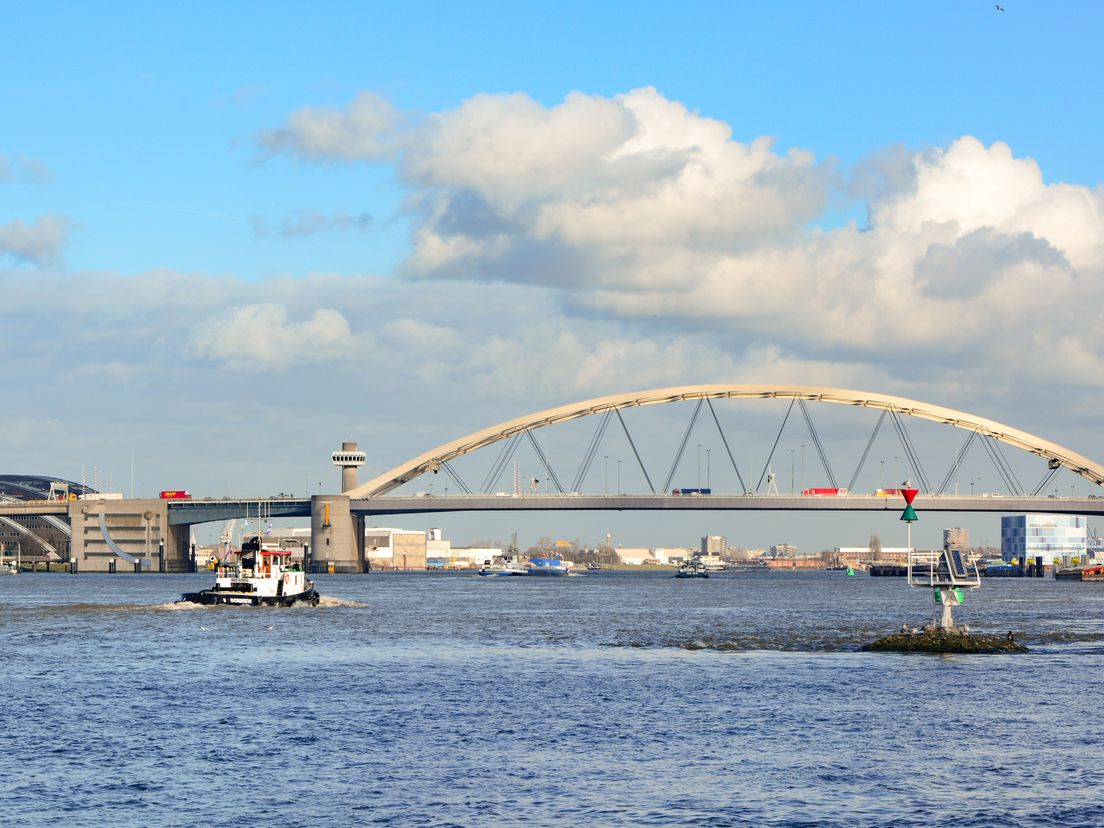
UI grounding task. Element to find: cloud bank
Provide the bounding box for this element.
[255,88,1104,394]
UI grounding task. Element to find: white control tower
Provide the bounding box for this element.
[332,442,366,493]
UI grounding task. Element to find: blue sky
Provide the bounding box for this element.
[3,1,1102,550]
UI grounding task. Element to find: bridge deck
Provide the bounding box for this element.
[349,494,1104,517]
[3,495,1102,525]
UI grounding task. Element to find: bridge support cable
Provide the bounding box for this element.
[977,435,1016,494]
[756,397,796,492]
[981,435,1024,496]
[524,430,565,494]
[797,399,838,489]
[846,409,887,493]
[995,438,1025,495]
[935,430,977,496]
[706,398,748,494]
[571,410,613,493]
[889,411,932,492]
[615,409,656,494]
[663,399,705,493]
[1031,461,1062,496]
[440,461,473,495]
[480,433,522,493]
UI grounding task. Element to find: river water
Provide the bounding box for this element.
[3,570,1104,827]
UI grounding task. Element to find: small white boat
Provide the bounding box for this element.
[1,560,19,576]
[478,554,530,577]
[178,538,319,606]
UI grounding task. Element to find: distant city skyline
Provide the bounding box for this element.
[2,1,1102,550]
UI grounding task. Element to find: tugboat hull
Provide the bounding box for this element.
[179,588,320,607]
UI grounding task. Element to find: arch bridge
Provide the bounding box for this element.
[347,384,1104,500]
[5,385,1103,573]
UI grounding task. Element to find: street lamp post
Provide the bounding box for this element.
[790,449,795,494]
[800,444,805,491]
[697,444,702,488]
[604,456,608,495]
[706,449,711,489]
[617,460,621,495]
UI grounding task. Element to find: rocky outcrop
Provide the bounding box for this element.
[862,628,1028,654]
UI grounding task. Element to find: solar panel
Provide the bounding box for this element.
[948,548,969,580]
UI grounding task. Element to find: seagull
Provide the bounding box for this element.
[265,624,275,631]
[199,626,210,632]
[995,4,1004,10]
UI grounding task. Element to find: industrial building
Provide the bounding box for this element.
[833,547,911,564]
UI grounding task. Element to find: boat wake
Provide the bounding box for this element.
[315,595,369,608]
[152,601,204,611]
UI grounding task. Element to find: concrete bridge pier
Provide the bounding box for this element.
[310,495,364,573]
[67,498,192,572]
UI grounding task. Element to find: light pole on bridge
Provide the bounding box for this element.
[604,455,608,495]
[790,448,795,494]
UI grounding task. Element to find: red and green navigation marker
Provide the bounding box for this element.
[900,488,918,522]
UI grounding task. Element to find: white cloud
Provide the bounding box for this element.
[873,136,1104,272]
[399,87,833,286]
[190,303,357,370]
[256,91,400,161]
[0,215,74,265]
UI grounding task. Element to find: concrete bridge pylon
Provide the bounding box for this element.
[310,495,364,573]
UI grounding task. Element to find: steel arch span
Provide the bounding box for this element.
[346,385,1104,497]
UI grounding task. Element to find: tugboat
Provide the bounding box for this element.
[178,537,319,606]
[674,558,709,579]
[478,533,531,577]
[478,554,530,576]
